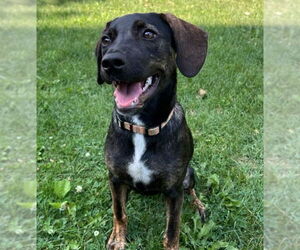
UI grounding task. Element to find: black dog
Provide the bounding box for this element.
[95,13,208,250]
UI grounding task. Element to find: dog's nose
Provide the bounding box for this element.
[102,54,125,71]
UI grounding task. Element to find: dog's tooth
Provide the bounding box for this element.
[146,76,152,85]
[143,83,149,92]
[142,76,154,92]
[143,84,148,91]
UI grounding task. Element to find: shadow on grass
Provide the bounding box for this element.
[38,0,105,6]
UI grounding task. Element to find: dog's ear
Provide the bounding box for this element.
[95,39,104,84]
[160,13,208,77]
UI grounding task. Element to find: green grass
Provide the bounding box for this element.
[0,0,36,249]
[264,7,300,249]
[37,0,263,249]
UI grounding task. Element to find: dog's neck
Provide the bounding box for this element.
[115,73,177,128]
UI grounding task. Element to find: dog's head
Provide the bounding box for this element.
[96,13,208,112]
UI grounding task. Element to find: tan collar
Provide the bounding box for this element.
[116,108,175,136]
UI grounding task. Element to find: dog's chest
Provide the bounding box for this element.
[127,133,153,185]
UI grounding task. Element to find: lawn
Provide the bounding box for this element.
[37,0,263,249]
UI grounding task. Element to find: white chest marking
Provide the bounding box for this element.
[127,117,153,185]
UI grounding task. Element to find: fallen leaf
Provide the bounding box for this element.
[53,180,71,198]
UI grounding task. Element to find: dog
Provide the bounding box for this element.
[95,13,208,250]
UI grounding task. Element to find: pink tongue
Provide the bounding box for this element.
[114,82,143,108]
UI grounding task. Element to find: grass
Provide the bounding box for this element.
[0,0,36,249]
[264,4,300,248]
[37,0,263,249]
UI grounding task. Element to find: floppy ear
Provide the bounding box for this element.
[95,39,104,84]
[160,13,208,77]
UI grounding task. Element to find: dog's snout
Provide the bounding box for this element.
[102,55,125,71]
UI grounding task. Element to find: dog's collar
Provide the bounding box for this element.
[116,108,175,136]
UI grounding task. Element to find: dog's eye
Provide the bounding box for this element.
[102,36,112,46]
[143,29,157,39]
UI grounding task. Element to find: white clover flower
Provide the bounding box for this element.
[85,152,91,157]
[76,185,83,193]
[94,230,99,236]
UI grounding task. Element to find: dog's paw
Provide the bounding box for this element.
[163,243,179,250]
[164,246,179,250]
[107,232,126,250]
[107,241,126,250]
[163,234,179,250]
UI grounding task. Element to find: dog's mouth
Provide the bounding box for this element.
[113,74,160,109]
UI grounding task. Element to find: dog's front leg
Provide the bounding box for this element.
[163,188,184,250]
[107,178,128,250]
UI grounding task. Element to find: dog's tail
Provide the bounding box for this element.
[186,188,207,223]
[184,167,207,222]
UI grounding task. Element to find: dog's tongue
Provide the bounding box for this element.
[114,82,143,108]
